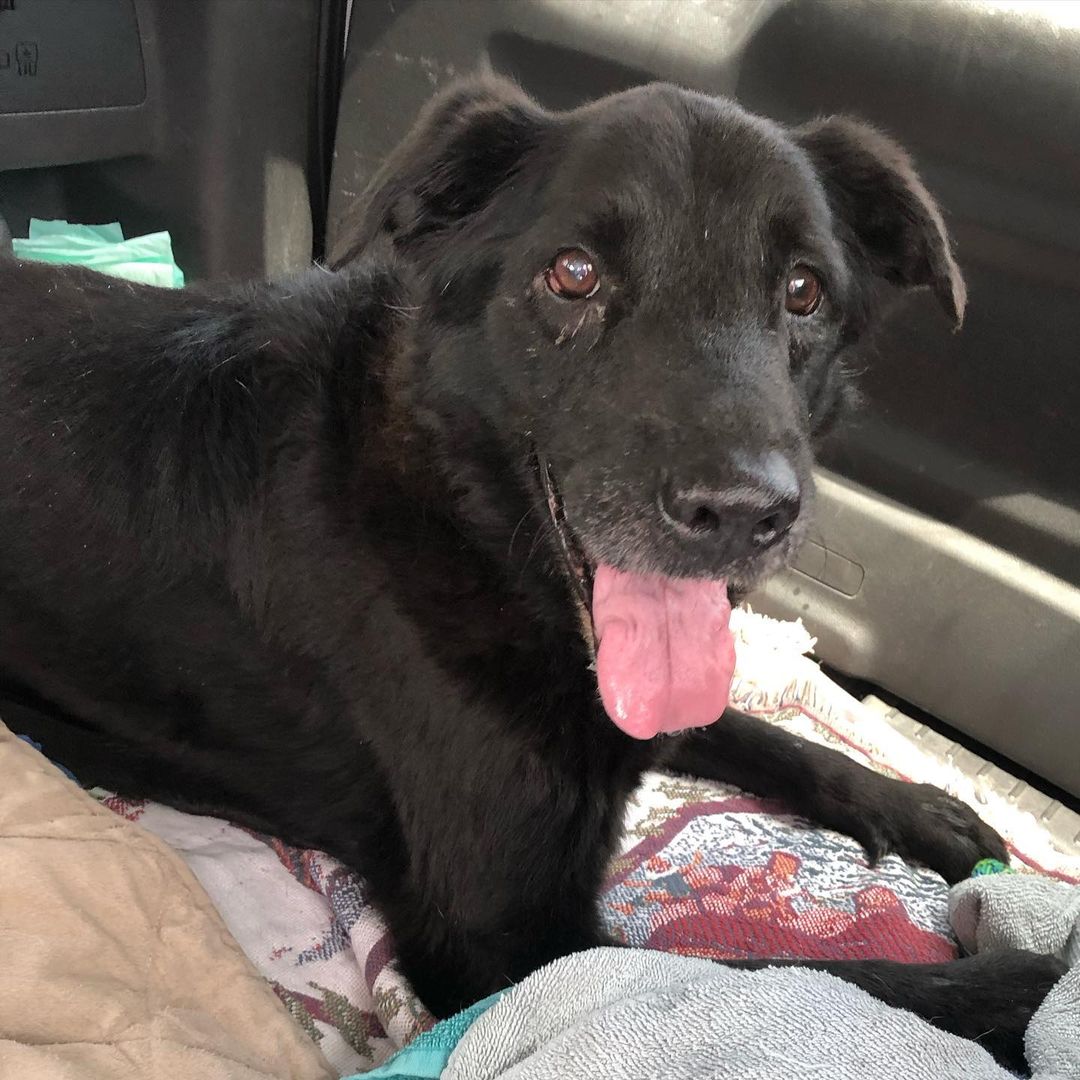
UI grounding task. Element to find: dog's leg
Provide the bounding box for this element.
[728,949,1066,1074]
[665,710,1007,883]
[386,884,610,1020]
[346,732,632,1020]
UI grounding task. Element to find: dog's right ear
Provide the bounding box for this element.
[332,78,549,265]
[794,116,966,329]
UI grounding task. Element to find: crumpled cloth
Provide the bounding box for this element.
[360,871,1080,1079]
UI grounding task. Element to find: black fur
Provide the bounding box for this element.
[0,80,1061,1073]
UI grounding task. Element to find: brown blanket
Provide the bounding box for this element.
[0,721,333,1080]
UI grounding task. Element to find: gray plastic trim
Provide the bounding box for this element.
[750,471,1080,798]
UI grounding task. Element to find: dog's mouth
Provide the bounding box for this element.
[536,455,737,742]
[539,455,595,623]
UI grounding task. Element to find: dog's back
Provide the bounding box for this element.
[0,258,398,825]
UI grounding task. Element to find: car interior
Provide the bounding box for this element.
[1,1,1078,1076]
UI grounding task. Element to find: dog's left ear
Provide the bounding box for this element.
[795,117,966,328]
[332,78,549,266]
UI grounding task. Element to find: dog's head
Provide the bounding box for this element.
[343,78,964,739]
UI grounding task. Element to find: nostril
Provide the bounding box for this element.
[750,498,799,551]
[751,513,783,549]
[659,484,725,535]
[686,504,721,534]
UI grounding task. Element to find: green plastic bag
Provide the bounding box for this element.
[12,218,185,288]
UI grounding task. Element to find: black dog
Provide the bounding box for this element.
[0,79,1063,1070]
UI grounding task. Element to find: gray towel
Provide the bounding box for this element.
[950,874,1080,967]
[444,874,1080,1079]
[951,874,1080,1080]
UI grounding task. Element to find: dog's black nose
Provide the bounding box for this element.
[659,453,801,558]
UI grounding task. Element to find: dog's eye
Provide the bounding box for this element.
[785,267,823,316]
[545,249,599,299]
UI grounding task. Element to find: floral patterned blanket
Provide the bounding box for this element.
[94,611,1080,1076]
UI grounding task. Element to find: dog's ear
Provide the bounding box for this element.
[794,117,966,328]
[333,77,549,265]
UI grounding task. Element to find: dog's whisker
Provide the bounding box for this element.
[518,517,556,582]
[507,508,533,560]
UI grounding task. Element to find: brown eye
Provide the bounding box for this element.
[785,266,823,316]
[545,248,599,299]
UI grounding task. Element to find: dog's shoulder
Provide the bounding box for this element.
[0,254,405,371]
[0,252,409,559]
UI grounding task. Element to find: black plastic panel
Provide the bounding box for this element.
[0,0,152,172]
[0,0,346,280]
[0,0,145,117]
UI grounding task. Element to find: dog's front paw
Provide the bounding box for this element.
[824,773,1007,884]
[879,780,1008,884]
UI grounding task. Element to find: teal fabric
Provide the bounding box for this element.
[351,991,505,1080]
[12,219,185,287]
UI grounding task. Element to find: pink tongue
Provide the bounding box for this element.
[592,564,735,740]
